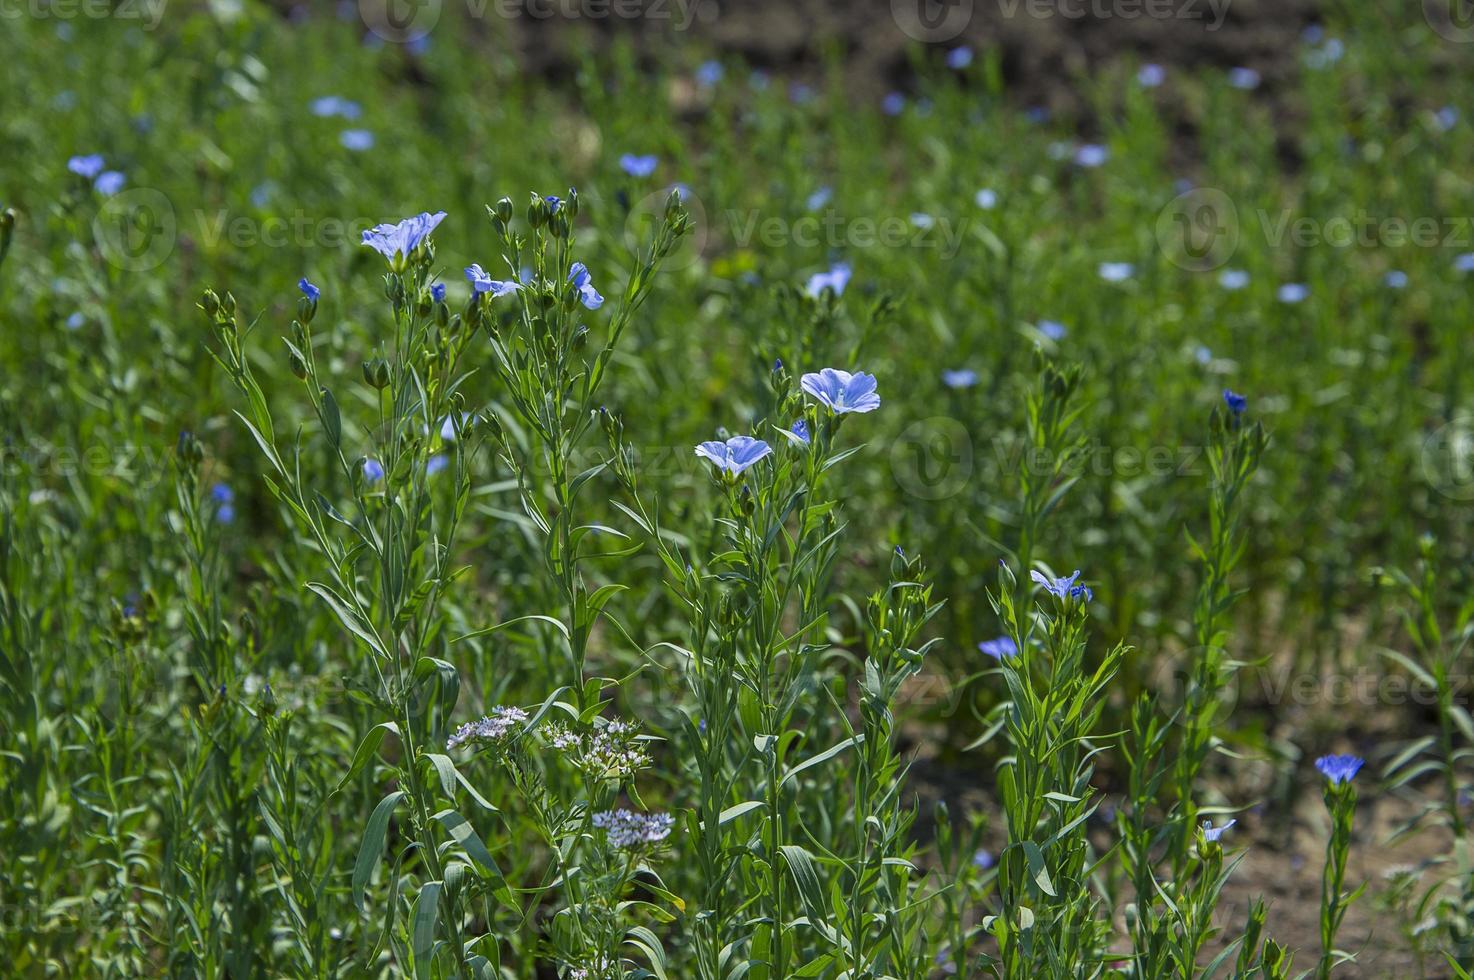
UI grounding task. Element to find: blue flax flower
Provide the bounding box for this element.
[465,264,521,297]
[805,261,852,297]
[694,435,772,477]
[211,483,236,524]
[979,636,1018,660]
[695,60,723,87]
[94,171,126,196]
[785,419,811,446]
[942,369,978,389]
[568,262,604,310]
[68,154,105,178]
[946,46,973,69]
[1038,319,1067,341]
[299,277,320,302]
[801,368,880,414]
[618,153,658,178]
[1315,754,1364,785]
[340,129,375,151]
[1223,389,1247,415]
[431,282,446,303]
[1201,818,1236,842]
[362,211,447,263]
[1031,569,1092,601]
[363,458,385,482]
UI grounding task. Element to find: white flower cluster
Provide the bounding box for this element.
[446,706,528,751]
[592,809,675,850]
[566,954,619,980]
[542,718,651,779]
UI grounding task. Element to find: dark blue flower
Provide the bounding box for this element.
[211,483,236,524]
[544,195,562,212]
[978,636,1018,661]
[431,283,446,303]
[1315,754,1364,785]
[299,277,320,302]
[694,435,772,477]
[618,154,659,178]
[881,91,905,116]
[465,264,521,297]
[1223,389,1247,415]
[801,368,881,414]
[68,154,105,179]
[568,262,604,310]
[361,211,447,263]
[783,419,811,446]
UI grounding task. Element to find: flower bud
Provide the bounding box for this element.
[494,197,514,224]
[289,352,307,379]
[200,289,220,317]
[297,294,317,324]
[222,292,236,316]
[570,323,589,352]
[176,429,204,469]
[0,208,14,232]
[564,187,579,219]
[527,192,548,229]
[362,357,391,390]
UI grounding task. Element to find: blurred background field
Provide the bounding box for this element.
[4,0,1474,976]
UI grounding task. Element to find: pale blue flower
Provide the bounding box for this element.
[1315,754,1364,785]
[805,262,852,297]
[1384,270,1408,289]
[66,312,85,330]
[972,848,995,870]
[881,92,906,116]
[1201,818,1236,842]
[975,188,997,209]
[806,186,833,211]
[911,213,935,229]
[979,636,1017,660]
[1074,144,1109,168]
[363,458,385,482]
[94,171,125,196]
[1277,282,1308,304]
[694,435,773,476]
[465,263,521,297]
[362,211,447,262]
[946,46,973,69]
[1219,268,1250,290]
[1038,319,1067,341]
[619,153,659,178]
[696,60,723,87]
[211,483,236,524]
[68,154,105,179]
[1435,107,1460,132]
[1455,253,1474,274]
[341,129,375,151]
[568,262,604,310]
[1099,261,1135,282]
[1194,345,1213,365]
[1031,569,1092,602]
[310,96,362,119]
[1228,66,1261,90]
[942,369,978,389]
[1137,63,1165,87]
[801,368,881,414]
